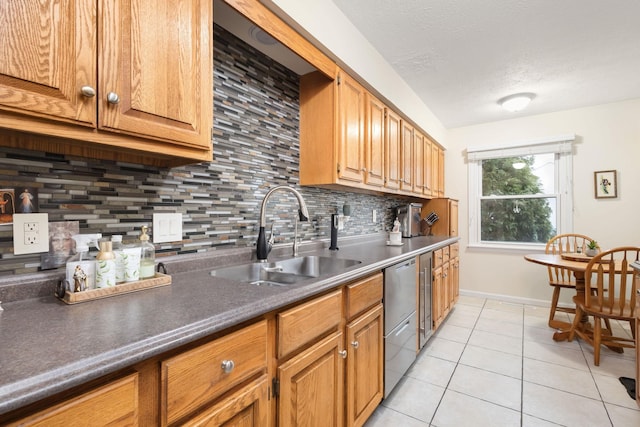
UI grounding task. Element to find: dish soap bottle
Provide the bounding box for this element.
[96,240,116,288]
[139,225,155,279]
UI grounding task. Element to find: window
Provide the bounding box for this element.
[467,135,574,250]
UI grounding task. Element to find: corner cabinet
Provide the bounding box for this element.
[0,0,213,167]
[423,198,458,237]
[300,68,444,199]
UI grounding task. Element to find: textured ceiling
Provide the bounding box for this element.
[332,0,640,128]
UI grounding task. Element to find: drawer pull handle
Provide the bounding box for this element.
[351,341,359,349]
[221,360,235,373]
[339,350,347,359]
[80,86,96,98]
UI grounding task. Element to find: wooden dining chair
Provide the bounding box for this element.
[568,246,640,365]
[545,233,597,327]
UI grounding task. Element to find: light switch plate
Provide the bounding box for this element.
[13,213,49,255]
[153,213,183,243]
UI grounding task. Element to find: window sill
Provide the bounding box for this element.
[467,242,546,254]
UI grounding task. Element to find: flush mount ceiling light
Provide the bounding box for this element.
[512,162,526,169]
[498,93,535,112]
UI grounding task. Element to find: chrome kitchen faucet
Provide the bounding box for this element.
[256,186,309,261]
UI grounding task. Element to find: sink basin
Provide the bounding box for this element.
[210,255,362,286]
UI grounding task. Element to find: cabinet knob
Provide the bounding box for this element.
[107,92,120,104]
[221,360,235,373]
[339,350,347,359]
[351,341,359,349]
[361,168,367,172]
[80,86,96,98]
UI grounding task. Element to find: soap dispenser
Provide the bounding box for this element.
[139,226,155,279]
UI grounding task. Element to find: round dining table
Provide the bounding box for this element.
[524,252,623,347]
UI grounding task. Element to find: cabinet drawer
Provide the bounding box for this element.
[433,249,444,268]
[442,246,450,264]
[6,372,138,427]
[450,243,459,258]
[345,273,383,320]
[278,289,342,359]
[161,320,268,426]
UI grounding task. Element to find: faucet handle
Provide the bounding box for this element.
[267,222,275,247]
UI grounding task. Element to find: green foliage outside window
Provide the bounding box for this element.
[481,156,555,243]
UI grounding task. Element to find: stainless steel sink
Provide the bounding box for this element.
[210,255,361,286]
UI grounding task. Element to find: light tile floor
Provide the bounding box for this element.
[364,295,640,427]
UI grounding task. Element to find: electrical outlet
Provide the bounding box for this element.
[372,209,377,223]
[13,213,49,255]
[153,213,183,243]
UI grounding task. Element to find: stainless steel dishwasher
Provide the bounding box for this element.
[383,258,417,398]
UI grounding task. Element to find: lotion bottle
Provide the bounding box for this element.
[96,240,116,288]
[111,235,125,284]
[139,226,156,279]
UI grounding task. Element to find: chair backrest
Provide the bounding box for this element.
[584,247,640,318]
[545,233,597,285]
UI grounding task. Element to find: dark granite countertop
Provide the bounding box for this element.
[0,233,458,416]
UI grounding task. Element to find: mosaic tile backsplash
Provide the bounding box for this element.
[0,25,412,276]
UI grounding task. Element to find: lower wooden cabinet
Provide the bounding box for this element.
[278,332,345,427]
[160,320,268,426]
[183,375,270,427]
[4,372,138,427]
[345,304,383,427]
[2,273,385,426]
[432,243,460,331]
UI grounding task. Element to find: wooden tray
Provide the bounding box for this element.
[560,252,593,262]
[59,273,171,304]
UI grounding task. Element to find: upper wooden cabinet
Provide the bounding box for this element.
[0,0,213,167]
[384,109,402,192]
[364,93,386,188]
[300,68,445,200]
[400,121,414,193]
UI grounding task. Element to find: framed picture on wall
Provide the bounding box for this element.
[594,170,617,199]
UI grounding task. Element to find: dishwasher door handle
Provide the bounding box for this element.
[394,319,411,336]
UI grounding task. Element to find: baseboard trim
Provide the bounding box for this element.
[459,289,574,309]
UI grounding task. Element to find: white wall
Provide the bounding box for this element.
[447,98,640,304]
[264,0,448,145]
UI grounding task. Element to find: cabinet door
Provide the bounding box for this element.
[432,267,444,330]
[346,304,383,427]
[438,148,445,197]
[99,0,212,149]
[449,200,459,237]
[423,137,433,197]
[384,109,401,190]
[442,262,451,318]
[184,375,269,427]
[413,130,424,195]
[0,1,97,126]
[400,121,413,192]
[364,94,385,187]
[336,72,365,183]
[450,257,459,306]
[5,372,138,427]
[278,332,344,427]
[431,144,440,198]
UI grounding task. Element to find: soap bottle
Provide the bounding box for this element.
[139,226,155,279]
[66,234,102,292]
[111,235,125,284]
[96,240,116,288]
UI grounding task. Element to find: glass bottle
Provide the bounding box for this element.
[139,225,156,279]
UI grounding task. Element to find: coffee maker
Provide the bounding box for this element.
[397,203,423,237]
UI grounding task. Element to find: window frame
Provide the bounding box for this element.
[467,135,575,251]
